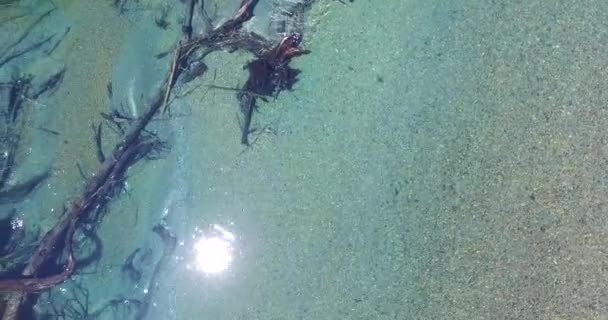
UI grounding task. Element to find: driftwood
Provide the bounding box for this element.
[1,0,311,318]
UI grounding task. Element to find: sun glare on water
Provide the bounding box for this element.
[192,224,236,275]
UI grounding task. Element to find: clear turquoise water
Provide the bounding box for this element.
[2,0,608,319]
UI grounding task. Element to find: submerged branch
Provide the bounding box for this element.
[1,0,312,318]
[0,218,75,293]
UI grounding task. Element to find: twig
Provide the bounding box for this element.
[76,163,88,180]
[92,122,105,162]
[35,127,60,136]
[31,67,66,99]
[161,0,197,115]
[161,46,181,115]
[182,0,196,40]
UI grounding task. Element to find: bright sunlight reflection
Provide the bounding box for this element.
[193,224,236,274]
